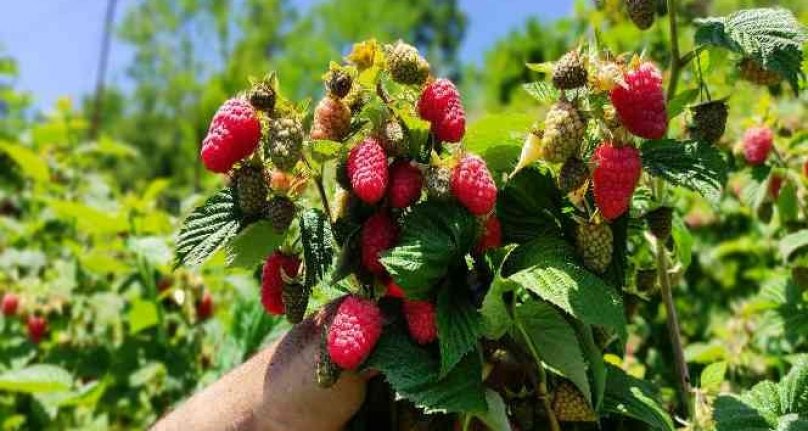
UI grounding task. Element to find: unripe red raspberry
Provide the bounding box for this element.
[610,62,667,140]
[347,137,389,204]
[361,212,399,275]
[743,126,774,166]
[418,79,466,143]
[27,315,47,344]
[261,252,302,315]
[388,160,423,208]
[475,215,502,253]
[327,296,383,370]
[200,98,262,173]
[451,155,497,215]
[310,96,351,142]
[592,142,642,220]
[197,290,214,321]
[402,300,437,345]
[1,292,18,316]
[769,174,783,199]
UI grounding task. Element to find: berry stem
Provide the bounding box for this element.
[303,156,333,223]
[666,0,682,102]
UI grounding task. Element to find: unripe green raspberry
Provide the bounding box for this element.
[689,100,728,144]
[282,281,309,324]
[542,101,585,163]
[266,117,304,171]
[380,120,408,157]
[385,41,430,85]
[316,326,342,388]
[575,221,613,273]
[266,195,296,232]
[558,157,589,193]
[552,51,588,90]
[646,206,673,241]
[233,165,268,218]
[626,0,656,30]
[425,165,453,202]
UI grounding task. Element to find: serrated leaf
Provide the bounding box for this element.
[522,81,560,105]
[175,188,242,267]
[437,285,483,377]
[695,8,807,94]
[741,165,772,210]
[0,365,73,394]
[779,230,808,262]
[778,360,808,415]
[714,395,773,431]
[701,361,728,393]
[525,62,554,74]
[299,209,335,289]
[398,111,431,160]
[464,113,535,172]
[225,221,284,269]
[364,326,487,414]
[602,364,675,431]
[498,166,565,244]
[309,139,342,161]
[476,390,512,431]
[0,140,49,182]
[640,139,727,204]
[514,300,591,405]
[382,202,476,300]
[502,234,627,341]
[480,277,515,340]
[574,321,607,410]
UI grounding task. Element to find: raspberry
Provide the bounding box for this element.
[636,269,658,294]
[610,62,668,140]
[689,100,728,144]
[197,290,214,321]
[384,277,406,298]
[575,221,613,273]
[347,137,389,204]
[402,300,437,345]
[316,327,341,388]
[592,142,642,220]
[451,155,497,215]
[261,252,301,315]
[248,80,276,113]
[418,78,466,143]
[1,292,18,316]
[325,68,353,99]
[558,157,589,193]
[388,160,423,208]
[542,101,585,163]
[475,215,502,253]
[646,206,673,240]
[743,126,774,166]
[233,165,268,218]
[626,0,656,30]
[201,98,262,173]
[310,96,351,142]
[552,381,597,422]
[803,160,808,178]
[265,195,296,232]
[361,212,399,274]
[27,315,47,344]
[552,51,588,90]
[739,58,782,86]
[282,281,309,324]
[380,120,408,157]
[769,174,784,200]
[426,165,453,201]
[385,41,430,85]
[266,117,304,171]
[326,296,383,370]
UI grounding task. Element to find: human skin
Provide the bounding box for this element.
[151,306,367,431]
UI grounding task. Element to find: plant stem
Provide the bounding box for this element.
[514,319,560,431]
[666,0,682,101]
[303,157,333,223]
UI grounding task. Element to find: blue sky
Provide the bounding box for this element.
[0,0,573,111]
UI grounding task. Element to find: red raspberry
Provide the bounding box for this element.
[261,252,302,315]
[27,315,47,344]
[197,290,214,321]
[1,292,19,316]
[361,212,399,274]
[388,160,423,208]
[383,276,406,299]
[402,300,437,344]
[347,137,389,204]
[327,296,383,370]
[200,98,262,173]
[803,160,808,178]
[769,174,783,199]
[610,62,667,140]
[418,78,466,142]
[592,142,642,220]
[451,155,497,215]
[743,126,774,166]
[475,215,502,253]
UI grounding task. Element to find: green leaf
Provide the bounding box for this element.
[640,139,727,204]
[779,230,808,262]
[399,111,431,160]
[464,113,535,172]
[778,359,808,415]
[437,285,483,377]
[498,166,565,244]
[226,221,284,269]
[701,361,728,393]
[382,202,476,299]
[776,180,798,223]
[0,365,73,394]
[672,215,694,268]
[364,326,487,414]
[574,321,607,410]
[668,89,700,120]
[48,200,128,236]
[695,8,807,94]
[522,81,560,105]
[309,139,342,161]
[741,165,772,210]
[480,277,515,340]
[0,140,49,182]
[299,209,336,289]
[602,364,675,431]
[502,235,627,340]
[514,300,591,405]
[127,298,160,334]
[175,188,242,267]
[475,390,512,431]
